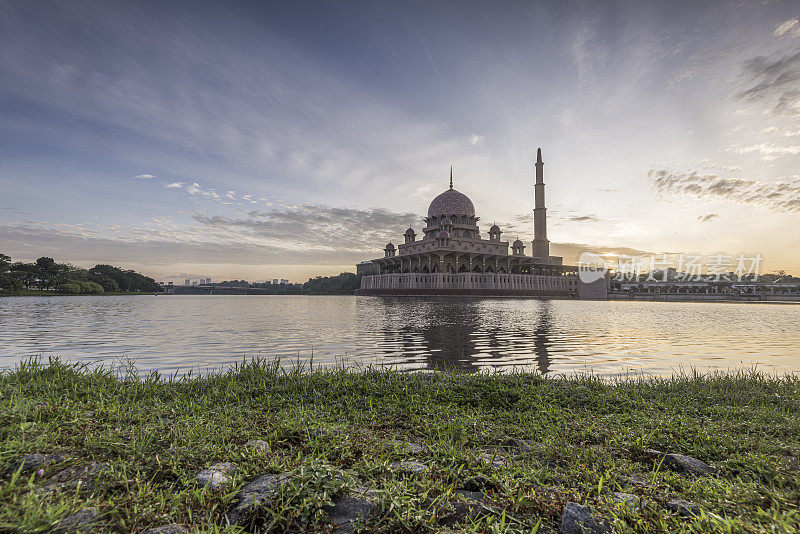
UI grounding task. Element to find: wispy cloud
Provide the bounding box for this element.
[775,18,800,38]
[730,142,800,161]
[697,213,718,222]
[165,181,220,199]
[193,204,419,253]
[737,49,800,117]
[135,173,156,180]
[650,169,800,212]
[568,214,601,223]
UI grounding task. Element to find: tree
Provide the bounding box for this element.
[10,262,39,289]
[35,257,61,289]
[0,253,10,273]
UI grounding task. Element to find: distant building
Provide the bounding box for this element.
[191,281,197,286]
[272,278,279,285]
[184,278,190,286]
[205,277,212,284]
[280,279,289,285]
[355,149,605,298]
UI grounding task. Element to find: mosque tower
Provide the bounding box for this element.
[532,147,550,263]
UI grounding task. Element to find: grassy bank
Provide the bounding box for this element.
[1,360,798,533]
[0,291,162,297]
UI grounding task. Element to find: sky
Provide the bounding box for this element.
[1,0,799,282]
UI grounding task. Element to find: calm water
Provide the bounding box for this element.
[1,295,799,377]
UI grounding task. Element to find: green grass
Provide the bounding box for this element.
[0,290,161,297]
[1,358,799,533]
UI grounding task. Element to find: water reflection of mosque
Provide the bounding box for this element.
[374,298,555,373]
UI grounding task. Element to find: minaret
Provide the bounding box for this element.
[449,165,453,189]
[532,148,550,263]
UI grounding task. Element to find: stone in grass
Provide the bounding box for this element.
[141,525,186,534]
[645,449,715,476]
[619,474,651,488]
[386,439,425,454]
[227,473,290,525]
[324,489,379,533]
[53,507,101,533]
[5,452,71,476]
[478,451,508,469]
[607,492,641,510]
[243,440,271,454]
[560,503,608,534]
[666,499,702,517]
[46,462,109,493]
[195,462,238,490]
[462,475,494,492]
[439,490,487,527]
[389,460,429,474]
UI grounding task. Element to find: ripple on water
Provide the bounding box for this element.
[0,295,799,377]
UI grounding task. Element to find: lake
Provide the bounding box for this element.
[1,295,799,377]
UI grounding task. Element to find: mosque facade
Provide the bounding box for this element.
[355,149,607,298]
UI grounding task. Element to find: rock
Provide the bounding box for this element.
[350,485,381,502]
[227,473,290,524]
[5,453,71,475]
[141,525,186,534]
[53,507,101,533]
[478,451,508,469]
[324,495,377,533]
[243,440,271,454]
[46,462,109,492]
[386,439,425,454]
[645,449,714,476]
[560,502,608,534]
[666,499,702,517]
[504,439,544,456]
[607,492,640,509]
[389,460,429,474]
[439,490,487,526]
[195,462,238,490]
[619,474,651,488]
[462,475,494,492]
[50,462,108,484]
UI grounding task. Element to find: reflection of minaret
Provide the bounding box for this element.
[532,147,550,264]
[533,301,553,374]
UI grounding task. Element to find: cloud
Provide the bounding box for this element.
[730,142,800,161]
[165,181,220,199]
[736,49,800,117]
[135,173,156,180]
[0,223,359,267]
[550,242,655,266]
[470,134,485,147]
[697,213,718,222]
[568,214,600,223]
[649,169,800,212]
[193,204,420,253]
[775,18,800,38]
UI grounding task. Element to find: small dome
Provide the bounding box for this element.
[404,227,415,235]
[437,230,450,238]
[427,189,475,218]
[385,242,395,249]
[513,239,524,247]
[489,224,501,233]
[440,217,453,226]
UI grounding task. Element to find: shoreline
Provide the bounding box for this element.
[2,360,798,532]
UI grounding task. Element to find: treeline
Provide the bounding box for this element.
[303,272,361,294]
[0,254,161,294]
[203,273,361,294]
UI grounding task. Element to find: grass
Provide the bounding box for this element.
[1,358,799,533]
[0,290,162,297]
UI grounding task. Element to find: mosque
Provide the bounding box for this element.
[355,148,607,298]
